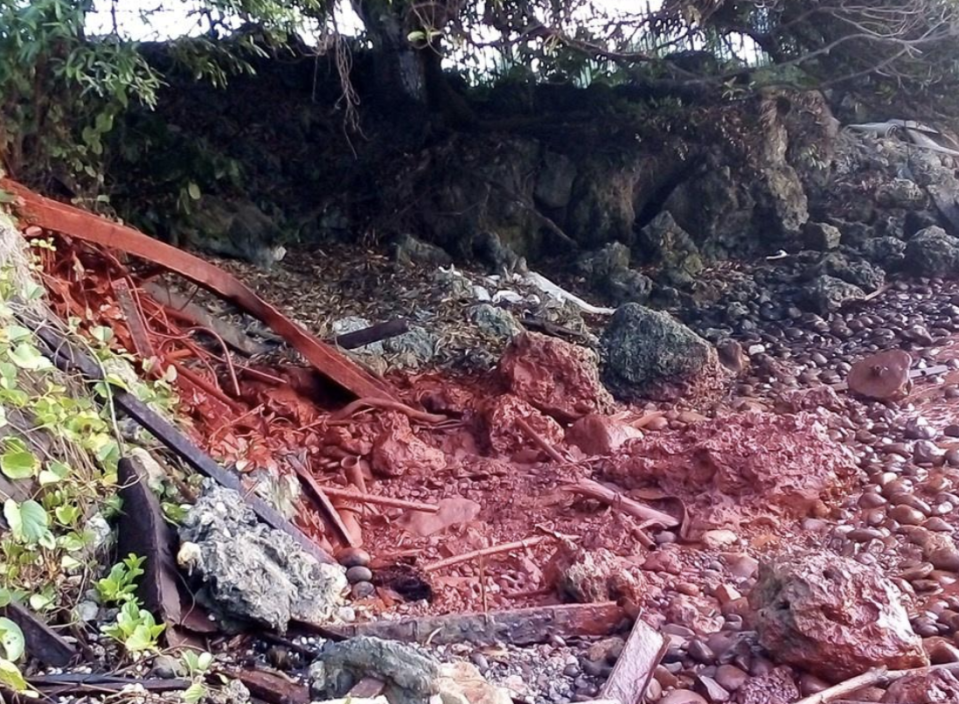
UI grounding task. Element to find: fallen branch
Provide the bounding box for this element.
[289,459,360,548]
[564,479,680,529]
[516,417,567,463]
[321,486,439,513]
[331,397,447,424]
[313,602,630,646]
[793,662,959,704]
[5,179,397,402]
[423,535,552,573]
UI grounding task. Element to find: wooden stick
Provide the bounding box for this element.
[290,463,359,548]
[516,417,567,463]
[424,535,552,573]
[792,662,959,704]
[331,397,446,424]
[322,485,439,513]
[564,479,680,528]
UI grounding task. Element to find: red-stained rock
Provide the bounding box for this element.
[371,412,447,477]
[750,552,929,682]
[566,414,644,456]
[600,411,856,521]
[545,543,651,605]
[734,667,798,704]
[484,394,564,460]
[774,385,844,414]
[498,332,613,421]
[882,669,959,702]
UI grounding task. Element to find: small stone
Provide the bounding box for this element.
[702,530,739,550]
[346,565,374,584]
[687,639,716,664]
[470,652,490,672]
[929,548,959,572]
[714,664,747,692]
[337,548,371,568]
[694,675,730,703]
[151,654,182,679]
[351,581,375,599]
[714,584,742,605]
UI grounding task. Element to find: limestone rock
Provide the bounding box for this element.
[372,412,447,478]
[861,236,906,269]
[750,552,928,682]
[875,178,926,210]
[576,243,653,305]
[484,394,564,460]
[178,481,347,632]
[803,275,865,313]
[546,544,649,605]
[498,332,612,421]
[469,304,523,340]
[183,196,285,268]
[639,211,704,278]
[818,253,885,292]
[882,669,959,703]
[601,304,727,402]
[310,637,439,704]
[535,151,577,209]
[393,233,453,268]
[905,226,959,277]
[435,662,512,704]
[803,222,841,250]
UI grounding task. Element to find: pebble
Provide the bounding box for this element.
[337,547,371,568]
[346,565,374,583]
[351,581,375,599]
[929,548,959,572]
[150,654,182,679]
[687,639,716,665]
[470,652,490,672]
[714,664,747,692]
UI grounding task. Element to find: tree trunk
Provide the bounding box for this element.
[351,0,428,109]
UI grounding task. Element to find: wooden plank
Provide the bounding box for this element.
[310,602,629,647]
[599,618,667,704]
[1,602,76,667]
[4,178,398,402]
[227,668,310,704]
[117,458,183,628]
[21,312,334,566]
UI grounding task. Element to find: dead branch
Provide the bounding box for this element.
[331,397,447,424]
[792,662,959,704]
[515,417,567,463]
[564,479,680,529]
[423,535,553,573]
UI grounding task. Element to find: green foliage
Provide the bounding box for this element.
[180,650,214,703]
[0,0,162,195]
[101,600,166,654]
[96,553,145,605]
[0,617,29,695]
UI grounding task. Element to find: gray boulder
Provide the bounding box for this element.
[803,222,842,251]
[818,253,885,292]
[576,243,653,305]
[638,212,704,277]
[601,304,714,401]
[310,637,440,704]
[469,304,524,340]
[183,196,286,269]
[394,234,453,268]
[178,481,347,632]
[875,178,926,210]
[861,236,906,269]
[535,151,577,209]
[803,275,865,313]
[905,226,959,277]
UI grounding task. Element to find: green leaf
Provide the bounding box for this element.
[0,444,38,479]
[5,326,31,342]
[8,342,51,371]
[184,682,206,704]
[90,326,113,344]
[54,505,80,525]
[0,658,28,692]
[187,182,201,200]
[4,499,49,543]
[39,459,70,485]
[0,618,25,661]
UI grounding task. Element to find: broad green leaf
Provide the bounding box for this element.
[5,500,49,543]
[0,659,28,692]
[4,326,30,342]
[54,505,80,525]
[187,182,201,200]
[0,618,25,661]
[184,682,206,704]
[8,342,51,371]
[0,446,38,479]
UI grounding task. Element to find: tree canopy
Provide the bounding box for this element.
[3,0,959,194]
